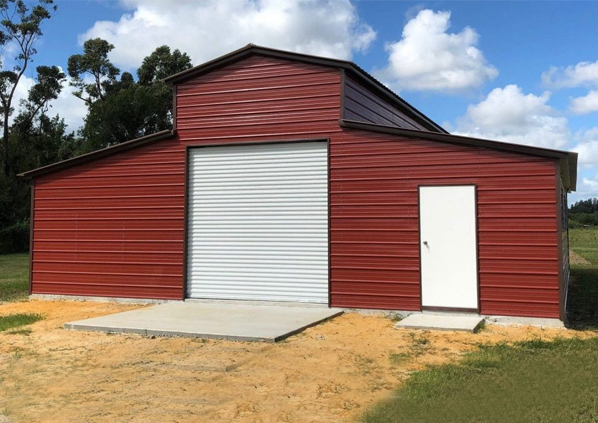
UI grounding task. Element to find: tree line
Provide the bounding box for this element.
[0,0,192,253]
[568,198,598,228]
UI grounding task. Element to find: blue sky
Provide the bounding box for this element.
[13,0,598,202]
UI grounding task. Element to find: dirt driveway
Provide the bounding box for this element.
[0,300,579,423]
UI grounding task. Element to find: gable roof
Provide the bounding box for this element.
[340,119,577,191]
[164,44,448,134]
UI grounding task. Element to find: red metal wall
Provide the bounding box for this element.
[30,55,342,300]
[30,53,561,318]
[330,129,560,318]
[32,139,186,299]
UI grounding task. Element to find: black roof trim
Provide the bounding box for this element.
[18,129,175,179]
[164,44,447,134]
[340,119,578,192]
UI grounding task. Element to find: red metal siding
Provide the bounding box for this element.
[343,76,428,130]
[330,129,560,318]
[30,53,561,318]
[30,55,342,300]
[32,140,186,299]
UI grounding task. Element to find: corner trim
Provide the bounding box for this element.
[182,145,190,300]
[28,180,35,295]
[555,161,565,321]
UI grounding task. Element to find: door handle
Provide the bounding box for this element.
[423,241,428,246]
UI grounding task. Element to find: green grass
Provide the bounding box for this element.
[0,313,43,332]
[363,337,598,423]
[363,227,598,423]
[0,253,29,302]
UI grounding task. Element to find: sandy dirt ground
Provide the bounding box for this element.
[0,300,592,423]
[570,249,591,265]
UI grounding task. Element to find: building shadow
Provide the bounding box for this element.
[566,267,598,330]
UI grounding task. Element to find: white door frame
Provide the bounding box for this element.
[418,184,480,312]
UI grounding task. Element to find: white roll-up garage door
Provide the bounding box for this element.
[187,141,329,303]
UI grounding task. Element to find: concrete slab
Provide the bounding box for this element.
[395,313,485,333]
[485,315,565,329]
[65,302,343,342]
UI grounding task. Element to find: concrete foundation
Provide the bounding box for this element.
[30,294,177,305]
[34,294,565,330]
[395,313,485,333]
[65,302,343,342]
[484,315,565,329]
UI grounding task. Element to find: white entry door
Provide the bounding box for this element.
[419,186,478,310]
[187,141,329,303]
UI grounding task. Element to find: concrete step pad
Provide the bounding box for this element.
[395,313,485,333]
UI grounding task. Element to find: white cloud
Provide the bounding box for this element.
[48,85,86,132]
[79,0,376,70]
[9,73,86,132]
[374,9,497,93]
[582,176,598,189]
[570,90,598,114]
[576,171,598,198]
[572,128,598,167]
[10,74,36,116]
[542,60,598,88]
[453,84,569,149]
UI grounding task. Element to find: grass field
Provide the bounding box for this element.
[0,253,29,302]
[362,227,598,423]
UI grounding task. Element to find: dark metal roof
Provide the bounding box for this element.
[163,44,448,134]
[18,130,175,179]
[340,119,578,191]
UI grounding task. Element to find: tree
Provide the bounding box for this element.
[137,45,191,85]
[74,44,192,152]
[569,199,598,214]
[0,0,57,176]
[67,38,120,105]
[1,112,77,229]
[79,71,161,151]
[12,111,78,171]
[19,65,65,125]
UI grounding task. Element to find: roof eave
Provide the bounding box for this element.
[18,129,175,180]
[339,119,578,191]
[163,44,354,85]
[565,152,578,192]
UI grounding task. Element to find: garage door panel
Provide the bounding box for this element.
[187,141,329,303]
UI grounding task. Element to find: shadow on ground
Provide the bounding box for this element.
[566,267,598,330]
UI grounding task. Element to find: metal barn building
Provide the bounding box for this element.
[19,45,577,321]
